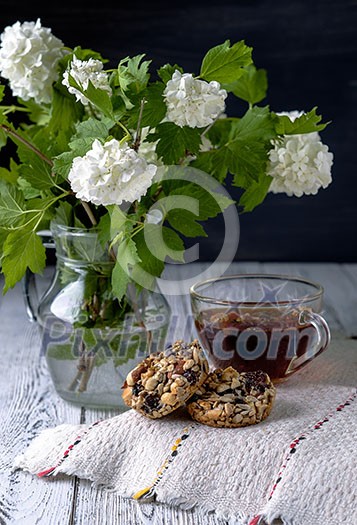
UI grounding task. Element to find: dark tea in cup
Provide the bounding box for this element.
[190,275,330,383]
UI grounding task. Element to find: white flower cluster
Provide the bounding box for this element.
[163,70,227,128]
[268,111,333,197]
[0,19,64,104]
[62,56,112,105]
[68,139,157,206]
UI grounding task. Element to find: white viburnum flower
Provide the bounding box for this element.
[268,111,333,197]
[68,138,157,206]
[0,19,64,104]
[163,70,227,128]
[62,56,112,105]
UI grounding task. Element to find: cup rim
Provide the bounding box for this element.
[189,273,324,307]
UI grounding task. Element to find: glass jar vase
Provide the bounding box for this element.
[23,224,171,410]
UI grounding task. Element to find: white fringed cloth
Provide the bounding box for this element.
[14,335,357,525]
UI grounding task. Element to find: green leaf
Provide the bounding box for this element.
[26,197,58,211]
[226,106,277,184]
[206,118,236,147]
[239,173,273,212]
[17,153,55,190]
[74,116,114,141]
[157,64,184,84]
[117,237,141,270]
[0,228,9,258]
[163,179,234,221]
[25,126,56,158]
[112,262,131,302]
[48,87,83,147]
[0,85,5,103]
[97,212,111,247]
[200,40,252,84]
[142,224,185,263]
[228,140,269,184]
[112,237,141,300]
[110,205,129,234]
[229,106,277,143]
[0,159,18,184]
[52,201,74,227]
[190,150,213,172]
[17,178,42,199]
[191,119,236,182]
[229,65,268,105]
[25,198,55,228]
[167,209,207,238]
[0,110,7,125]
[191,108,277,191]
[0,184,26,227]
[274,107,329,135]
[17,98,51,126]
[117,54,151,94]
[85,80,114,119]
[0,126,7,149]
[52,151,77,180]
[147,122,201,163]
[6,125,58,189]
[127,82,167,129]
[2,229,46,293]
[67,75,113,119]
[1,124,53,173]
[192,149,230,183]
[131,229,165,288]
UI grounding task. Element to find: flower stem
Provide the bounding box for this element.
[78,356,96,392]
[0,105,31,114]
[81,201,98,226]
[117,121,132,144]
[130,224,145,238]
[0,124,53,166]
[132,98,146,151]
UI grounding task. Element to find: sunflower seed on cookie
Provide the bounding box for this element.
[121,339,209,419]
[187,367,276,428]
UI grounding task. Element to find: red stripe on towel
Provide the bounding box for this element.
[268,389,357,500]
[36,419,102,478]
[37,466,56,477]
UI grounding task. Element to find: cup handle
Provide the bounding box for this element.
[23,269,39,323]
[285,309,331,376]
[22,230,55,323]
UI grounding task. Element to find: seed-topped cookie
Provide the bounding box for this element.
[187,367,276,428]
[122,339,209,419]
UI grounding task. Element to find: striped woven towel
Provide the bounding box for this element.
[14,335,357,525]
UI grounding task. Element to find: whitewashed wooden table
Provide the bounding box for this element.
[1,262,357,525]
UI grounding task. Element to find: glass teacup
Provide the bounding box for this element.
[190,274,331,383]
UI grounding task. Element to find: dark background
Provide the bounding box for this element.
[1,0,357,262]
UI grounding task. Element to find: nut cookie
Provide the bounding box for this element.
[187,367,276,428]
[121,339,209,419]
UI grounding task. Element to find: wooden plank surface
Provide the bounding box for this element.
[1,263,356,525]
[0,286,81,525]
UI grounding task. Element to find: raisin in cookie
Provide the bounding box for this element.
[187,367,276,428]
[122,339,209,419]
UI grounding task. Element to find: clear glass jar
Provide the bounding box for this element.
[23,224,171,410]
